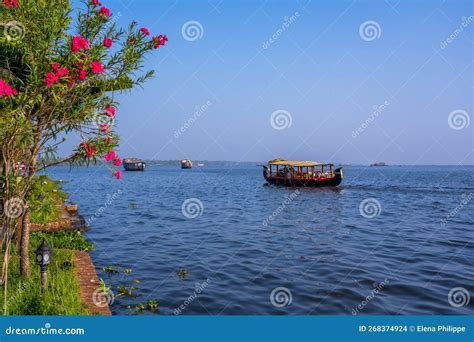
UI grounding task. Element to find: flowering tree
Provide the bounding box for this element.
[0,0,167,288]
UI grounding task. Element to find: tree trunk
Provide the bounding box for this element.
[20,206,30,278]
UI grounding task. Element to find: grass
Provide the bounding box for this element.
[0,175,96,315]
[2,239,91,315]
[29,175,68,224]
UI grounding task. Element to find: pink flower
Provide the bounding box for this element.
[3,0,18,7]
[52,63,60,70]
[77,69,87,81]
[105,151,116,161]
[103,38,112,48]
[114,170,122,180]
[152,34,168,49]
[100,123,109,133]
[105,104,116,117]
[113,158,122,166]
[99,6,110,17]
[91,0,101,6]
[0,78,17,97]
[56,67,69,77]
[139,27,150,36]
[91,61,105,74]
[71,36,89,53]
[44,72,59,88]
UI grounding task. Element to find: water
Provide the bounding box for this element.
[47,164,474,315]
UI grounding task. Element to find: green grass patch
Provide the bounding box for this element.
[2,247,90,315]
[31,230,94,252]
[29,175,68,224]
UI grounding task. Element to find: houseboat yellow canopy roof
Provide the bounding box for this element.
[268,158,332,167]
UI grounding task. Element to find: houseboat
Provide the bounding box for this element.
[123,158,146,171]
[262,158,343,187]
[181,160,193,169]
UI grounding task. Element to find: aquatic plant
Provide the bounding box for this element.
[177,268,189,278]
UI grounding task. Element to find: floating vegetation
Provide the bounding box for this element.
[102,266,120,274]
[117,285,138,297]
[134,279,141,284]
[177,268,188,278]
[147,300,159,311]
[128,203,138,209]
[135,302,145,312]
[124,268,133,274]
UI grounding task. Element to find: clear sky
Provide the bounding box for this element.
[65,0,473,165]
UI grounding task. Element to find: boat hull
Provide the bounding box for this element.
[123,162,146,171]
[263,166,343,187]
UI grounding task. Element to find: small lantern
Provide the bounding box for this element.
[35,240,52,290]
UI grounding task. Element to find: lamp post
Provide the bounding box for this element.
[35,241,52,290]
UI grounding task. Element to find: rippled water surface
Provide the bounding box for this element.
[48,164,474,315]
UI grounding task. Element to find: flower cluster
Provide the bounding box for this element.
[2,0,18,7]
[152,35,168,49]
[71,35,90,53]
[79,142,96,158]
[0,78,18,97]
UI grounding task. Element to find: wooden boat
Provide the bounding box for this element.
[262,158,343,187]
[181,160,193,169]
[123,158,146,171]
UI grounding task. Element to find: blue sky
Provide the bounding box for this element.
[66,0,472,164]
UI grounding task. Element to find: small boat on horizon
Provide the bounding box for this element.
[181,160,193,169]
[262,158,343,187]
[123,158,146,171]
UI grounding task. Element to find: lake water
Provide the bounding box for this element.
[48,164,474,315]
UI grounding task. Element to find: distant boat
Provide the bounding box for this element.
[262,158,343,187]
[181,160,193,169]
[370,162,386,167]
[123,158,146,171]
[197,163,204,167]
